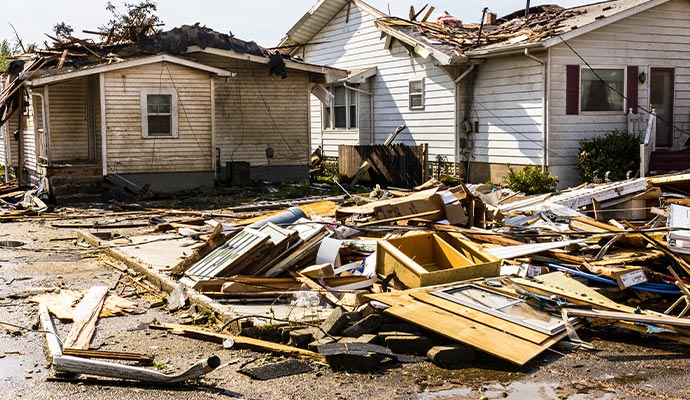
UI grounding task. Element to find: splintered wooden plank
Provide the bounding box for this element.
[150,323,323,361]
[409,291,551,345]
[381,297,557,366]
[63,286,108,349]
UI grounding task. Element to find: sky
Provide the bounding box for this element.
[1,0,586,50]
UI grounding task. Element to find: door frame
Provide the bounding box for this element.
[649,67,675,148]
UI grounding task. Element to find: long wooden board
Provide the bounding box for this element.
[63,286,108,349]
[369,293,562,365]
[409,291,551,345]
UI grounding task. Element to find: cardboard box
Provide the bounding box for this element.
[373,188,445,221]
[444,202,468,226]
[376,232,500,288]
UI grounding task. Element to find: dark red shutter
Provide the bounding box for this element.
[626,66,639,114]
[566,65,580,115]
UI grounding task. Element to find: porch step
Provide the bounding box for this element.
[648,149,690,175]
[49,175,104,205]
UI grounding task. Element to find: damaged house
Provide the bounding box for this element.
[280,0,690,187]
[0,25,345,197]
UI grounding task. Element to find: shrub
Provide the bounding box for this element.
[503,164,559,194]
[578,130,639,182]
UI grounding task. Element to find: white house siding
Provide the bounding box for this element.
[472,54,545,168]
[47,77,90,162]
[103,62,213,175]
[212,60,311,170]
[548,0,690,187]
[0,122,5,169]
[23,93,37,180]
[302,3,457,161]
[3,104,35,175]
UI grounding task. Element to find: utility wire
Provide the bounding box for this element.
[471,98,569,160]
[164,63,209,160]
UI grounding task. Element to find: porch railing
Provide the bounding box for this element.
[638,109,656,178]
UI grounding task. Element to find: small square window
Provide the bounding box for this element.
[140,88,178,138]
[409,79,424,110]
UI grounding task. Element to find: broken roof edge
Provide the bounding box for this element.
[472,0,669,56]
[27,54,235,87]
[185,46,348,79]
[374,21,466,65]
[541,0,669,48]
[279,0,388,57]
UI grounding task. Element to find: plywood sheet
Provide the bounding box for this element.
[369,292,560,365]
[410,291,551,344]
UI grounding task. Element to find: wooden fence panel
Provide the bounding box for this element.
[338,144,428,188]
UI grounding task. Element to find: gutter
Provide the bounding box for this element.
[523,48,549,171]
[467,42,543,59]
[344,82,375,144]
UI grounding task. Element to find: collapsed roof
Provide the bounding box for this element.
[376,0,657,62]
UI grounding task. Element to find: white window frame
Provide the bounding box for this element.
[322,84,358,131]
[579,66,626,114]
[140,87,178,138]
[409,78,425,110]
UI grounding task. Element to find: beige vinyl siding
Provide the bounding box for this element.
[103,62,213,174]
[303,2,457,161]
[472,54,545,166]
[48,77,91,162]
[213,59,310,168]
[548,0,690,187]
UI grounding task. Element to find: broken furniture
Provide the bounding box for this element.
[376,232,500,288]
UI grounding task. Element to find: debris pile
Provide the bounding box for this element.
[48,171,690,376]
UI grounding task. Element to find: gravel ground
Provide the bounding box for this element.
[1,215,690,400]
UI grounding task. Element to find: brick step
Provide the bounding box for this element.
[649,150,690,173]
[47,165,102,178]
[50,175,103,186]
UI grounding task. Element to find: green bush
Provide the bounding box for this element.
[503,164,559,194]
[503,165,558,194]
[578,130,639,182]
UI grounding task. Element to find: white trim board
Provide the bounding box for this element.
[29,54,236,87]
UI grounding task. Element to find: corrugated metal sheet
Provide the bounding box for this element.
[185,228,270,280]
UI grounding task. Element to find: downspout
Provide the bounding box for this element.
[31,92,48,166]
[524,48,548,171]
[457,64,476,182]
[344,82,374,144]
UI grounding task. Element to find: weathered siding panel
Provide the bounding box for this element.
[472,54,545,167]
[48,77,90,162]
[3,105,33,171]
[212,59,310,170]
[302,3,457,161]
[548,0,690,187]
[103,62,213,174]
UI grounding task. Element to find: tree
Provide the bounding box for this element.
[100,1,163,42]
[0,39,18,72]
[53,22,74,40]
